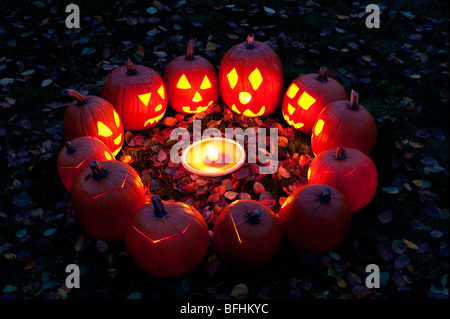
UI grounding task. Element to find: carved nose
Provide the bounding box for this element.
[192,91,203,102]
[239,91,251,104]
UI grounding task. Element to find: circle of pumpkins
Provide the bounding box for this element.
[57,34,378,278]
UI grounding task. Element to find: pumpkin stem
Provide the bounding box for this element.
[334,147,346,160]
[246,34,255,49]
[185,39,195,61]
[63,89,87,105]
[90,161,108,181]
[151,195,169,219]
[317,66,328,82]
[318,187,331,204]
[348,90,360,110]
[245,209,262,225]
[126,60,138,75]
[65,141,77,155]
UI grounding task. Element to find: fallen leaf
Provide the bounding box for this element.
[230,283,249,299]
[161,117,177,126]
[382,187,399,194]
[253,182,265,194]
[403,238,418,250]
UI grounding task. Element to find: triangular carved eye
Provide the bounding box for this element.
[177,74,191,89]
[158,85,165,99]
[227,68,238,89]
[200,75,212,89]
[98,121,113,137]
[138,93,151,106]
[248,68,263,90]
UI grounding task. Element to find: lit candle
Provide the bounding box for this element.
[181,138,246,177]
[207,145,219,162]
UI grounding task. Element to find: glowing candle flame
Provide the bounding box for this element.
[207,145,219,162]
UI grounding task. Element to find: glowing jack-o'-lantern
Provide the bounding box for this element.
[101,61,167,131]
[62,89,124,156]
[163,39,219,114]
[311,90,377,155]
[282,66,347,135]
[57,136,113,192]
[218,34,284,117]
[125,195,209,277]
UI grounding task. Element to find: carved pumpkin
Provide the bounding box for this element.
[62,89,124,156]
[101,61,167,131]
[278,184,351,253]
[307,147,378,213]
[218,34,284,117]
[57,136,113,192]
[71,160,146,241]
[311,90,377,155]
[282,66,347,135]
[163,39,219,114]
[213,199,282,267]
[125,195,209,278]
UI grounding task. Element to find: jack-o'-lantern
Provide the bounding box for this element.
[311,90,377,155]
[125,195,209,278]
[307,147,378,213]
[282,66,347,135]
[57,136,113,192]
[278,184,351,253]
[213,199,282,267]
[163,39,219,114]
[218,34,284,117]
[101,61,167,131]
[71,160,146,241]
[62,89,124,156]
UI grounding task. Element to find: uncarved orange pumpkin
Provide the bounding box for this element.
[282,66,347,135]
[57,136,113,192]
[218,34,284,117]
[307,147,378,213]
[62,89,124,156]
[278,184,351,253]
[125,195,209,278]
[213,199,282,267]
[101,61,167,131]
[71,160,146,241]
[311,90,377,155]
[163,39,219,114]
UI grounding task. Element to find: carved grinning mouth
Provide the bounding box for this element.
[231,104,265,117]
[181,101,213,114]
[283,113,304,129]
[144,110,165,127]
